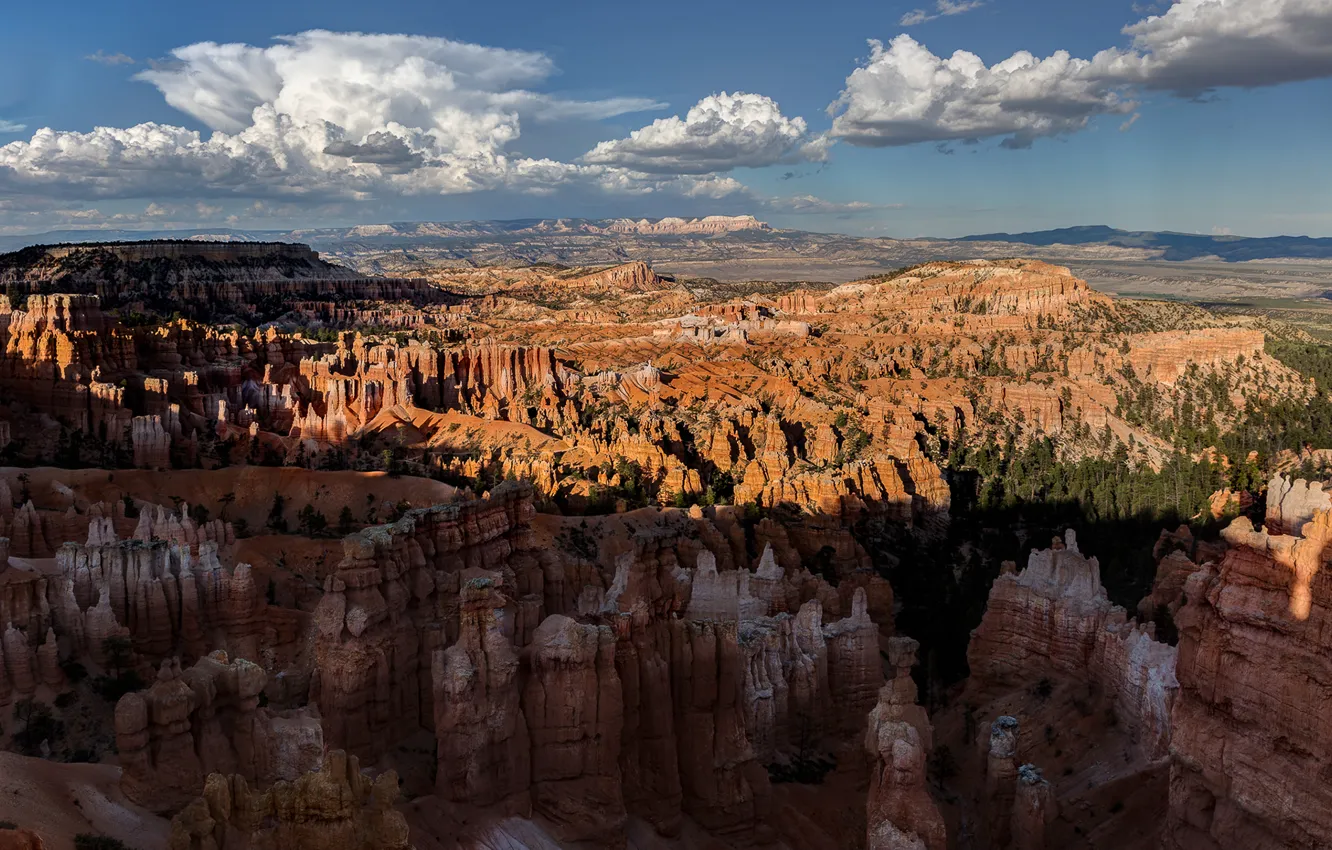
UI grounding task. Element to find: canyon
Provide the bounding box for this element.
[0,239,1326,850]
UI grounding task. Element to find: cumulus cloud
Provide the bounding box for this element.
[86,50,137,66]
[0,30,673,210]
[837,0,1332,149]
[323,132,426,171]
[899,0,985,27]
[1089,0,1332,96]
[582,92,829,174]
[830,36,1134,148]
[137,32,664,137]
[0,121,26,134]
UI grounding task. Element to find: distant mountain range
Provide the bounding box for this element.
[955,225,1332,262]
[0,216,772,254]
[3,219,1330,265]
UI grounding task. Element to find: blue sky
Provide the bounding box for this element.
[1,0,1329,237]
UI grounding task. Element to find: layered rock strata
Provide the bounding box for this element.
[1165,505,1332,850]
[865,637,945,850]
[116,653,323,814]
[168,750,412,850]
[968,530,1178,758]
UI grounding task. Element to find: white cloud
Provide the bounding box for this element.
[763,194,897,214]
[1089,0,1332,95]
[0,30,672,211]
[0,121,26,134]
[2,30,817,227]
[86,50,137,66]
[830,36,1134,148]
[899,0,985,27]
[840,0,1332,150]
[137,32,662,138]
[582,92,829,174]
[1119,112,1141,132]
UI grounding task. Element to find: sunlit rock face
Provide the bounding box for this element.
[1165,500,1332,850]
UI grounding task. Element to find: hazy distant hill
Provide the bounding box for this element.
[3,219,1330,273]
[956,225,1332,262]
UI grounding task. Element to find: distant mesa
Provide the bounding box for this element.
[37,239,317,264]
[603,214,771,235]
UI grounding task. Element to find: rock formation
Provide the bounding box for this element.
[117,653,323,814]
[522,615,625,843]
[865,637,945,850]
[1011,763,1055,850]
[0,242,1319,850]
[50,534,276,666]
[432,574,531,814]
[968,530,1178,758]
[168,750,411,850]
[982,716,1020,849]
[0,828,45,850]
[604,215,770,235]
[1165,502,1332,850]
[312,483,538,760]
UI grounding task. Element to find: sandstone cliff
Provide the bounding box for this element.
[968,530,1178,759]
[168,750,412,850]
[1166,501,1332,850]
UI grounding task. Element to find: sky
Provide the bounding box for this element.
[0,0,1330,238]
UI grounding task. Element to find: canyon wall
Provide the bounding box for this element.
[968,531,1178,759]
[168,750,411,850]
[117,653,324,814]
[310,479,891,844]
[1166,504,1332,850]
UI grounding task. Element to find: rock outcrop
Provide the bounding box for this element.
[865,636,945,850]
[522,615,625,843]
[968,530,1178,758]
[1012,763,1055,850]
[312,483,539,759]
[1165,503,1332,850]
[604,215,770,235]
[432,574,530,814]
[168,750,411,850]
[117,653,323,814]
[50,535,278,666]
[982,716,1020,849]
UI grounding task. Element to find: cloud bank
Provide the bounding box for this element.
[1090,0,1332,95]
[830,36,1134,148]
[4,0,1332,231]
[0,31,674,206]
[1,31,861,227]
[835,0,1332,148]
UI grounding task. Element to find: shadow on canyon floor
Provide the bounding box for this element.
[860,477,1256,707]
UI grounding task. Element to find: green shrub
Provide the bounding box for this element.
[93,670,144,703]
[60,659,88,683]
